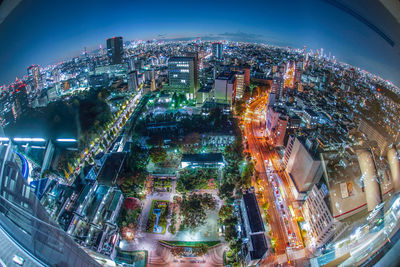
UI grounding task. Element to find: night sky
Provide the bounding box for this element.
[0,0,399,86]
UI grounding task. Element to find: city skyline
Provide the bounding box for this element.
[1,34,400,266]
[0,0,399,86]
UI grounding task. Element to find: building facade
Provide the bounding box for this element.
[302,184,336,248]
[168,56,197,99]
[106,37,123,65]
[214,72,235,107]
[212,42,223,59]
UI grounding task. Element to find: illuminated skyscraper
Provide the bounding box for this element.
[212,42,223,59]
[168,56,197,99]
[27,65,42,91]
[234,71,245,100]
[11,83,29,120]
[186,52,199,94]
[127,70,138,91]
[283,61,295,89]
[106,37,124,64]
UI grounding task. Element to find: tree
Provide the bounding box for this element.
[234,99,246,117]
[224,224,237,242]
[219,182,235,200]
[262,201,269,211]
[123,197,141,210]
[180,193,216,229]
[219,205,234,221]
[176,168,217,192]
[239,160,254,189]
[149,146,167,164]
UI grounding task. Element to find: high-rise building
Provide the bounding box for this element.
[27,65,42,91]
[242,65,251,87]
[212,42,223,59]
[232,65,250,87]
[144,69,155,82]
[168,56,197,99]
[127,70,138,92]
[272,115,288,147]
[272,76,284,99]
[302,183,336,248]
[265,106,288,147]
[186,52,199,94]
[128,58,136,71]
[234,71,245,100]
[106,37,123,64]
[214,72,235,107]
[12,83,29,120]
[285,136,323,199]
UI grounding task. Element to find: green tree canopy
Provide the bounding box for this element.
[149,146,167,163]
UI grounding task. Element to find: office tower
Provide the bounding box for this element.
[106,36,123,64]
[214,72,235,107]
[186,52,199,94]
[212,42,223,59]
[234,71,245,100]
[127,70,138,91]
[295,62,303,84]
[12,83,29,119]
[128,58,136,71]
[27,64,42,91]
[242,65,250,87]
[285,136,323,199]
[144,69,155,82]
[272,76,284,99]
[134,60,144,71]
[232,65,250,87]
[0,142,99,266]
[168,56,197,99]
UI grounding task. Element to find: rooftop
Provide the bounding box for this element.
[216,72,235,81]
[97,152,126,186]
[249,233,268,260]
[242,191,265,233]
[181,153,224,163]
[169,56,194,62]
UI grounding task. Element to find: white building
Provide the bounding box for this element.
[214,72,235,107]
[302,184,336,248]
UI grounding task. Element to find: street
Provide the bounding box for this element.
[242,94,305,264]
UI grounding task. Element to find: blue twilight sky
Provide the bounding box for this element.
[0,0,399,86]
